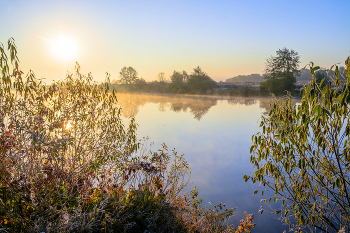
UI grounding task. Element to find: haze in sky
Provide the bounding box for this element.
[0,0,349,83]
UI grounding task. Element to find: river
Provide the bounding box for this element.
[117,93,299,233]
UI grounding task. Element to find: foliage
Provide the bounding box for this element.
[261,48,300,95]
[113,69,146,92]
[315,69,331,89]
[156,72,165,82]
[264,48,300,78]
[235,212,255,233]
[175,188,238,233]
[114,67,219,95]
[187,66,217,93]
[118,66,139,84]
[169,71,187,94]
[171,71,185,84]
[245,57,350,232]
[0,38,243,232]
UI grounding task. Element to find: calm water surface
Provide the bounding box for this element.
[117,93,299,233]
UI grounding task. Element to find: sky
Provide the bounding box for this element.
[0,0,349,83]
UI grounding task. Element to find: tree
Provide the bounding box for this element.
[170,71,184,84]
[187,66,217,93]
[182,70,189,82]
[192,66,207,76]
[119,66,139,84]
[261,48,300,95]
[169,70,186,93]
[245,57,350,232]
[156,72,165,82]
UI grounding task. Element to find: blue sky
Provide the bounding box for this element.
[0,0,349,82]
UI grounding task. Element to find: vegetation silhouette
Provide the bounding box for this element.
[260,48,301,95]
[112,66,219,95]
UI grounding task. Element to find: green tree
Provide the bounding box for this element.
[171,71,184,84]
[261,48,300,95]
[187,66,217,93]
[169,70,187,93]
[245,57,350,232]
[119,66,139,84]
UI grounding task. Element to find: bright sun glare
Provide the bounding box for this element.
[65,120,73,130]
[51,36,78,60]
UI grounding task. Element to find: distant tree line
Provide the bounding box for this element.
[226,68,345,85]
[112,66,218,94]
[112,49,347,97]
[258,48,347,96]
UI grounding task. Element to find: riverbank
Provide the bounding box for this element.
[110,81,306,98]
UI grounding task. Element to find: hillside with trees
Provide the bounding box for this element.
[226,74,264,82]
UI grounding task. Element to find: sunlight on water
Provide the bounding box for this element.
[65,120,73,130]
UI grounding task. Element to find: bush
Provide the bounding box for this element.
[260,73,296,96]
[245,58,350,232]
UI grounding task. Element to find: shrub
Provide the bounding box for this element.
[245,57,350,232]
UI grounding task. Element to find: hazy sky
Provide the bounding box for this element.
[1,0,349,82]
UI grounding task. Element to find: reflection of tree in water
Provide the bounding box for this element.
[169,98,217,120]
[116,94,300,120]
[258,98,274,115]
[116,94,147,118]
[258,97,301,115]
[170,102,188,113]
[185,100,216,120]
[227,97,301,115]
[158,102,168,112]
[116,94,302,121]
[227,99,257,106]
[116,94,216,120]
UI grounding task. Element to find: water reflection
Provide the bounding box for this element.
[117,94,217,120]
[227,96,300,115]
[258,96,300,115]
[117,93,301,232]
[116,94,284,120]
[227,99,257,106]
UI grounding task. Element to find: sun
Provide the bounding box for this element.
[51,35,78,60]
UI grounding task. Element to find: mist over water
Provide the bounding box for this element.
[117,93,300,232]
